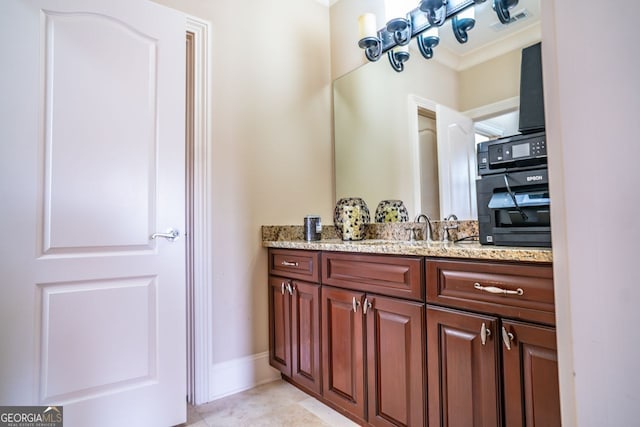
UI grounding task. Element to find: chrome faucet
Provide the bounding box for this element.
[415,214,433,242]
[442,213,459,242]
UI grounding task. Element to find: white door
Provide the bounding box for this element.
[418,114,440,219]
[0,1,186,426]
[436,104,478,220]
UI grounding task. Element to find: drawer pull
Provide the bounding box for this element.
[474,282,524,296]
[281,260,299,267]
[480,322,491,346]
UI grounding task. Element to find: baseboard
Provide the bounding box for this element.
[205,351,281,402]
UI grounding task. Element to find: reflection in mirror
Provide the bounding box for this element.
[334,57,458,220]
[333,0,540,221]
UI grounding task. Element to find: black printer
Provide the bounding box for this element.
[476,42,551,247]
[476,132,550,247]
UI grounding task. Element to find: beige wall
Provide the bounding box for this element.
[151,0,333,365]
[143,1,640,422]
[458,49,521,112]
[330,0,385,80]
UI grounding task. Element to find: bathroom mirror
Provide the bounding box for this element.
[333,0,540,221]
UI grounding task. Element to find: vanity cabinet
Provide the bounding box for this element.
[322,252,425,427]
[426,259,560,427]
[266,247,558,427]
[268,249,321,394]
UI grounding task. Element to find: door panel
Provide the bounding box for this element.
[41,11,157,253]
[268,277,292,375]
[291,281,321,394]
[322,286,366,421]
[0,1,186,426]
[39,278,157,402]
[427,306,500,427]
[502,320,561,427]
[367,295,425,427]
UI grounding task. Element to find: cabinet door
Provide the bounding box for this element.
[366,295,425,427]
[291,280,321,394]
[427,305,500,427]
[268,276,291,375]
[502,320,561,427]
[322,286,366,422]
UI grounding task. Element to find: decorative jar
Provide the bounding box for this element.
[375,199,409,223]
[334,197,370,240]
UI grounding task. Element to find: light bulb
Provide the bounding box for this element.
[358,13,378,39]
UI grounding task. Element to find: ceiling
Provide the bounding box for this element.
[436,0,540,53]
[433,0,541,69]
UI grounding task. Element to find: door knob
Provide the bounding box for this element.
[502,326,514,351]
[151,228,180,242]
[352,297,360,313]
[480,322,492,346]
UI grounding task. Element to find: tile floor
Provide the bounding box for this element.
[182,379,359,427]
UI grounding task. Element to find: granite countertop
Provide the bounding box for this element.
[262,239,552,263]
[262,224,553,263]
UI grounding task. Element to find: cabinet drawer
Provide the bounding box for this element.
[269,249,320,282]
[322,252,423,301]
[427,259,554,325]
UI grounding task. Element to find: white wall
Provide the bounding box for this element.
[542,2,640,425]
[151,0,333,400]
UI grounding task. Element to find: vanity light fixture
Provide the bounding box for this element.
[358,0,519,72]
[452,6,475,44]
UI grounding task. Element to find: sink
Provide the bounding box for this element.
[347,240,392,245]
[343,239,479,247]
[452,239,480,245]
[348,240,424,246]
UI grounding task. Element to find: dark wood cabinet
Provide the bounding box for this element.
[323,252,423,301]
[291,280,321,394]
[502,320,561,427]
[366,294,425,427]
[268,276,291,375]
[426,305,500,427]
[267,249,557,427]
[426,259,560,427]
[321,252,425,427]
[322,285,426,427]
[268,250,321,395]
[322,286,366,422]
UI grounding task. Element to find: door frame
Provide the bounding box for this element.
[185,16,213,405]
[408,95,437,219]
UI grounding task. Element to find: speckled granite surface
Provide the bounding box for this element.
[262,223,552,263]
[262,221,479,242]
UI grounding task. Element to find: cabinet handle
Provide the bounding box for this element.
[480,322,491,346]
[363,298,372,315]
[286,283,294,296]
[281,260,299,267]
[280,282,286,295]
[352,297,361,313]
[502,326,514,351]
[474,282,524,296]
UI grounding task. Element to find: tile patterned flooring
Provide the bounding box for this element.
[183,379,359,427]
